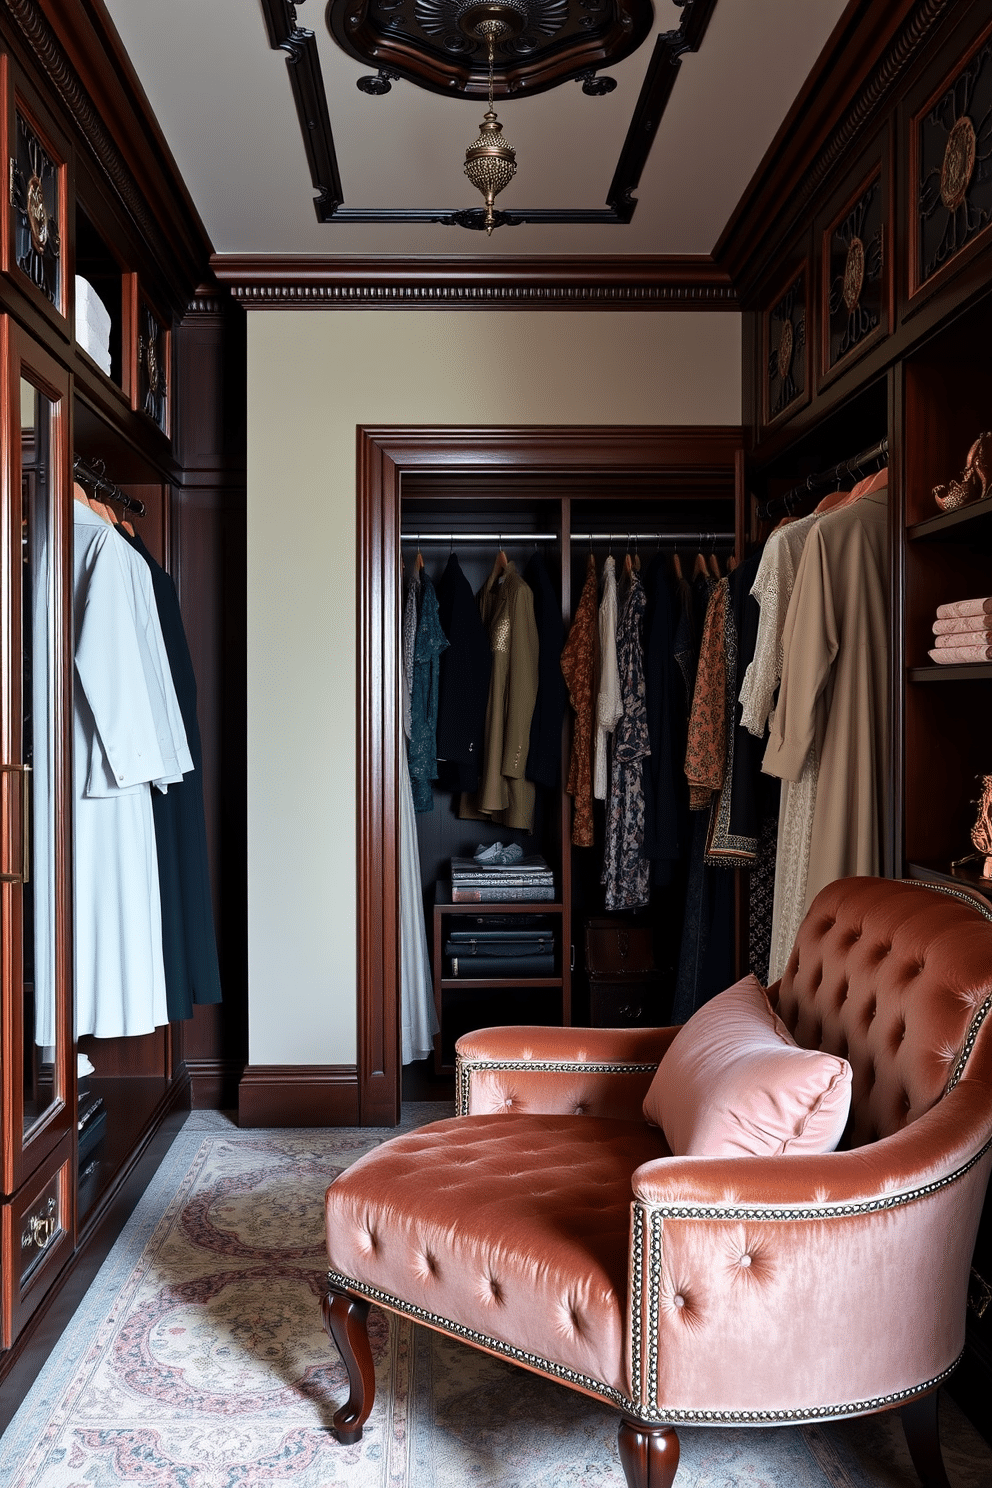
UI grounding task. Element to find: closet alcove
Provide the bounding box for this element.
[357,424,744,1124]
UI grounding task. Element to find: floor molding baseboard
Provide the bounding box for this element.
[237,1064,360,1127]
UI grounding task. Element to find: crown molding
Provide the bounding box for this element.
[210,254,739,310]
[716,0,954,298]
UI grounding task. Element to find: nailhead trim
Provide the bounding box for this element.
[898,880,992,1094]
[456,1057,658,1116]
[326,1268,631,1410]
[325,1268,960,1425]
[634,1134,992,1222]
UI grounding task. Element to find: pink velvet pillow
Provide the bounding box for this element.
[644,974,852,1157]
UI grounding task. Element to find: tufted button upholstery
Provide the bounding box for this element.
[324,875,992,1460]
[769,877,992,1148]
[326,1112,669,1391]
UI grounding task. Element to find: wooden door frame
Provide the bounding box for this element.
[356,424,743,1125]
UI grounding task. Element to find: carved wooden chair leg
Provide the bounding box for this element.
[321,1286,375,1444]
[618,1417,680,1488]
[901,1391,951,1488]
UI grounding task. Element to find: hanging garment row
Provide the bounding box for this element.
[749,463,889,982]
[65,473,222,1046]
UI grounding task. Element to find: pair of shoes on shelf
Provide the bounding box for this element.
[934,431,992,511]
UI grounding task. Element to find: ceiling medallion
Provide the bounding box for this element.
[842,235,865,312]
[940,114,976,211]
[327,0,653,98]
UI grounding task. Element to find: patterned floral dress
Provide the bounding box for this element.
[408,572,449,812]
[602,567,651,909]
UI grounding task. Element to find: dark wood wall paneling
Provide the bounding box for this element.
[0,0,246,1415]
[172,293,248,1111]
[718,0,992,1447]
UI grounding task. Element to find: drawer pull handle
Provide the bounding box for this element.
[21,1197,57,1253]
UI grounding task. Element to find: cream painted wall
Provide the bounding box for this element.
[246,309,742,1067]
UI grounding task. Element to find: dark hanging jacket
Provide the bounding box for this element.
[120,530,222,1021]
[435,552,491,793]
[524,551,567,789]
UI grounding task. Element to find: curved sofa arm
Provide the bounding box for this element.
[625,1079,992,1424]
[455,1024,678,1119]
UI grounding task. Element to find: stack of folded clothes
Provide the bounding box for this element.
[449,842,555,902]
[929,596,992,663]
[444,924,556,978]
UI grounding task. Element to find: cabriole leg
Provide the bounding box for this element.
[618,1416,680,1488]
[321,1286,375,1444]
[901,1390,951,1488]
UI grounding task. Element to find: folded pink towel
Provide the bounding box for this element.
[934,628,992,647]
[929,643,992,663]
[935,596,992,620]
[933,613,992,635]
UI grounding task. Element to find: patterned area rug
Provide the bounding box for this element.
[2,1109,990,1488]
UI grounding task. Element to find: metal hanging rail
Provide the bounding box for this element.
[755,437,888,523]
[400,530,736,545]
[73,455,147,517]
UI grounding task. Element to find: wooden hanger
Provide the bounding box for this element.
[672,545,683,581]
[693,550,708,579]
[707,548,721,580]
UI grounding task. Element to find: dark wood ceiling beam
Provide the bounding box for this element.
[210,253,738,309]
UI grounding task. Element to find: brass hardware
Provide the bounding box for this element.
[968,1267,992,1320]
[0,762,30,884]
[8,155,15,206]
[21,1197,57,1256]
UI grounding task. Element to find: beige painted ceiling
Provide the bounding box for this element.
[102,0,850,258]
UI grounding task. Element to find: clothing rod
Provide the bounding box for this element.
[400,531,736,545]
[73,455,147,517]
[755,437,888,522]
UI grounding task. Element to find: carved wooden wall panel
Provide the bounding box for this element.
[822,166,887,379]
[763,266,808,430]
[912,20,992,297]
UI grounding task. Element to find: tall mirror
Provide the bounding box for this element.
[19,374,59,1136]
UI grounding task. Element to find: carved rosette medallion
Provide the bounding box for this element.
[766,271,806,422]
[940,115,977,210]
[10,113,62,309]
[146,334,160,394]
[777,319,793,381]
[918,38,992,286]
[139,304,168,432]
[842,236,865,312]
[827,173,884,371]
[26,176,49,253]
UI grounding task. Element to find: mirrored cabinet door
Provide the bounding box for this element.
[1,317,72,1199]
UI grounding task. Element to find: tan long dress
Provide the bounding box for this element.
[762,489,888,970]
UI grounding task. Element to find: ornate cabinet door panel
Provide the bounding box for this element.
[910,17,992,303]
[0,56,71,338]
[818,146,892,390]
[762,260,810,434]
[0,317,73,1201]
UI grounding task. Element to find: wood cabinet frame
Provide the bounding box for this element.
[0,315,73,1199]
[0,54,72,339]
[356,425,743,1126]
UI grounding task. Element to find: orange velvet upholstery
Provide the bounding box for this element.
[323,877,992,1486]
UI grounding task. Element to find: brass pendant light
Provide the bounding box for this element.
[462,5,518,234]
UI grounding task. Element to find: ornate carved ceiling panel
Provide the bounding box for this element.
[327,0,654,99]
